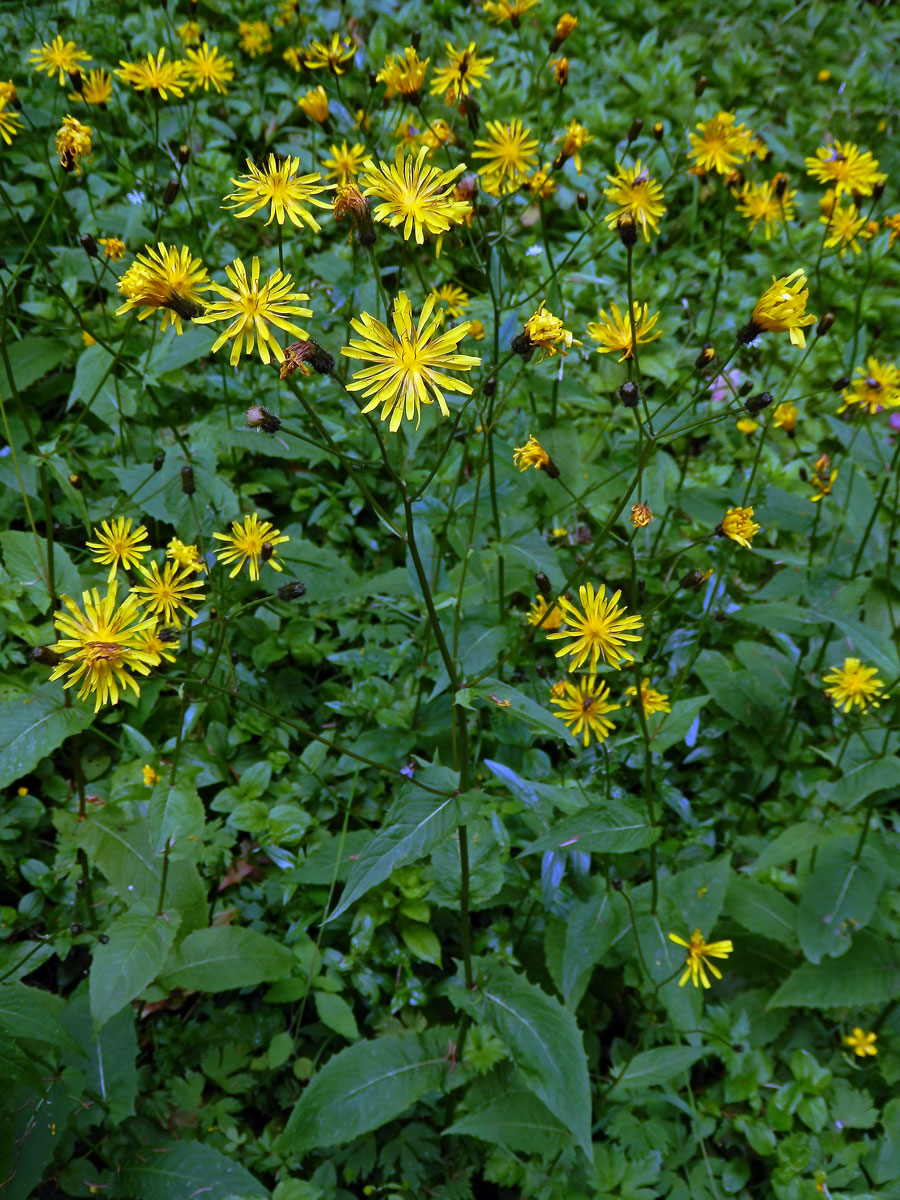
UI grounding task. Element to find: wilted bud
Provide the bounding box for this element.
[832,374,851,392]
[616,213,637,247]
[333,182,377,246]
[816,311,835,337]
[180,465,195,494]
[280,339,335,379]
[652,121,664,141]
[162,179,180,206]
[68,473,83,490]
[619,380,640,408]
[68,68,83,95]
[630,502,653,528]
[153,452,165,472]
[535,572,552,596]
[680,568,707,591]
[31,645,63,667]
[694,74,708,96]
[80,233,98,258]
[695,344,715,369]
[745,391,773,415]
[511,332,536,361]
[177,143,191,165]
[627,117,643,143]
[246,404,281,434]
[576,190,588,211]
[277,581,307,601]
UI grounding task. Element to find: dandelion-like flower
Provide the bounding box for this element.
[116,243,210,335]
[483,0,541,22]
[844,1028,877,1058]
[322,141,367,185]
[143,764,160,787]
[554,119,592,174]
[213,514,290,581]
[359,146,469,245]
[133,560,206,627]
[734,179,796,239]
[552,13,578,45]
[718,506,760,548]
[527,594,563,630]
[298,86,330,123]
[744,269,815,348]
[86,518,152,583]
[551,675,619,747]
[377,47,429,99]
[805,140,886,198]
[430,42,493,104]
[473,119,539,195]
[177,20,203,47]
[884,213,900,249]
[821,202,874,257]
[303,33,356,74]
[30,35,91,86]
[547,583,643,673]
[669,929,733,989]
[587,302,662,362]
[688,111,755,175]
[520,303,580,361]
[625,679,671,715]
[773,401,798,434]
[736,418,758,436]
[513,434,557,475]
[98,236,126,261]
[116,49,185,100]
[238,20,272,57]
[69,68,113,105]
[55,115,92,173]
[529,165,557,198]
[630,502,653,528]
[837,358,900,415]
[47,582,159,713]
[809,453,838,503]
[194,257,313,367]
[822,658,888,713]
[603,160,666,240]
[183,44,234,94]
[224,154,331,232]
[550,57,568,86]
[0,101,24,146]
[166,538,206,573]
[431,283,470,318]
[135,624,178,665]
[341,291,480,433]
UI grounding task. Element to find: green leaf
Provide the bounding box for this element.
[753,821,826,871]
[0,1039,47,1091]
[0,337,67,400]
[611,1045,706,1092]
[445,1081,572,1154]
[2,1080,79,1200]
[148,780,206,853]
[62,988,138,1124]
[447,958,592,1157]
[820,758,900,812]
[0,981,81,1052]
[461,678,578,745]
[725,878,797,947]
[89,909,180,1031]
[278,1030,452,1157]
[797,836,885,963]
[517,801,658,857]
[160,926,295,992]
[118,1140,268,1200]
[314,991,360,1041]
[769,932,900,1009]
[400,920,442,966]
[561,883,630,1009]
[0,531,82,611]
[647,696,710,753]
[0,685,94,789]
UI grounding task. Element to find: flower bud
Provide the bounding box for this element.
[98,933,109,944]
[680,568,706,591]
[483,376,497,396]
[872,179,886,202]
[616,213,637,247]
[68,473,83,490]
[80,233,98,258]
[31,646,63,667]
[246,404,281,434]
[550,12,578,50]
[260,542,275,562]
[576,190,588,211]
[180,465,195,495]
[745,391,773,415]
[280,339,335,379]
[739,380,753,396]
[511,332,536,361]
[695,344,715,369]
[816,311,835,337]
[162,179,180,206]
[333,182,377,247]
[411,30,421,50]
[774,172,788,198]
[177,143,191,164]
[153,452,165,472]
[619,380,640,408]
[277,581,307,601]
[158,626,180,643]
[652,121,664,141]
[694,74,708,96]
[832,374,851,392]
[535,572,552,596]
[68,69,83,95]
[627,117,643,143]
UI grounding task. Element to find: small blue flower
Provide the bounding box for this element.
[126,189,146,205]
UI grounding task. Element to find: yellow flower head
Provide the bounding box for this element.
[838,358,900,415]
[70,68,113,105]
[303,32,356,74]
[55,114,92,173]
[98,236,126,261]
[30,35,91,86]
[554,119,592,174]
[669,929,733,989]
[238,20,272,57]
[473,119,540,196]
[86,518,152,583]
[341,292,480,432]
[142,764,160,787]
[116,48,185,100]
[822,658,888,713]
[183,44,234,94]
[809,453,838,503]
[773,401,798,434]
[736,418,758,435]
[587,301,662,361]
[734,179,796,240]
[748,269,816,347]
[553,13,579,43]
[625,678,671,715]
[298,85,330,123]
[224,154,331,232]
[483,0,541,22]
[513,434,555,473]
[528,594,564,630]
[194,257,313,367]
[551,675,619,748]
[821,202,874,257]
[0,101,24,147]
[213,514,290,581]
[844,1028,877,1058]
[377,47,429,99]
[322,141,367,185]
[604,159,666,240]
[166,538,206,574]
[718,506,760,549]
[687,111,756,175]
[805,140,886,198]
[547,583,643,673]
[116,243,210,335]
[0,82,17,106]
[177,20,203,47]
[430,283,470,318]
[430,42,493,104]
[529,164,557,199]
[630,502,653,528]
[884,213,900,249]
[522,302,581,360]
[132,559,206,627]
[359,146,470,245]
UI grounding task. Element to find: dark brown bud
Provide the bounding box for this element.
[180,465,195,494]
[618,381,640,408]
[98,933,109,944]
[482,376,497,396]
[368,70,378,89]
[872,179,886,202]
[737,320,761,345]
[153,452,165,472]
[832,374,851,392]
[611,877,623,892]
[739,380,754,396]
[277,581,307,601]
[774,173,788,198]
[246,405,281,434]
[410,30,421,50]
[535,572,552,596]
[260,542,275,562]
[627,118,643,143]
[158,626,180,643]
[177,143,191,165]
[816,311,835,337]
[695,344,715,368]
[511,331,535,361]
[543,457,561,480]
[280,339,335,378]
[652,121,664,141]
[616,214,637,247]
[576,190,588,211]
[68,473,83,490]
[80,233,98,258]
[694,74,708,96]
[745,391,773,415]
[70,923,83,935]
[68,69,83,95]
[799,467,808,482]
[680,568,706,591]
[162,179,180,206]
[31,646,63,667]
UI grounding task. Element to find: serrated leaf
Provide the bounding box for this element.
[89,910,180,1031]
[797,836,885,963]
[611,1045,706,1092]
[160,926,295,992]
[725,878,797,947]
[0,685,94,789]
[314,991,360,1041]
[118,1140,268,1200]
[445,1082,572,1154]
[517,802,658,857]
[769,932,900,1009]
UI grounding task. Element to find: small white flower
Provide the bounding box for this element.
[126,189,146,205]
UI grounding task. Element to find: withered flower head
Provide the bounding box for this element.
[280,339,335,378]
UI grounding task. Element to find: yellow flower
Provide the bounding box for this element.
[718,506,760,548]
[377,47,429,99]
[237,20,272,57]
[82,330,96,347]
[283,47,303,73]
[630,502,653,528]
[298,86,329,123]
[194,257,313,367]
[430,42,493,104]
[688,112,754,175]
[0,82,17,106]
[341,291,480,433]
[809,453,837,503]
[551,675,619,748]
[669,929,733,989]
[116,48,185,100]
[838,358,900,415]
[86,518,152,582]
[773,401,798,434]
[817,68,831,82]
[529,165,557,198]
[527,594,564,630]
[132,560,206,627]
[274,0,299,27]
[431,283,470,318]
[522,302,580,360]
[29,35,91,86]
[805,140,886,197]
[183,44,234,94]
[359,146,469,245]
[143,764,160,787]
[166,538,206,573]
[468,319,485,341]
[513,434,554,473]
[303,32,355,74]
[587,301,662,361]
[483,0,541,22]
[554,119,592,174]
[116,243,210,335]
[748,269,816,348]
[734,179,796,239]
[177,20,203,47]
[224,154,331,232]
[422,119,456,153]
[821,202,874,257]
[884,213,900,249]
[98,236,126,260]
[47,582,159,713]
[625,679,671,715]
[844,1028,877,1058]
[322,141,367,185]
[0,101,24,147]
[55,115,92,174]
[213,514,290,581]
[473,119,539,196]
[135,624,178,665]
[69,68,113,105]
[736,418,758,435]
[553,13,578,43]
[603,159,666,240]
[823,658,888,713]
[547,583,643,673]
[550,57,568,86]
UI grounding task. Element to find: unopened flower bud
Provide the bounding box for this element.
[680,568,706,591]
[535,572,552,596]
[410,30,421,50]
[333,182,377,246]
[816,311,835,337]
[652,121,664,141]
[68,68,83,95]
[576,190,588,211]
[627,117,643,143]
[511,331,536,361]
[832,374,851,392]
[31,646,63,667]
[774,172,788,198]
[246,404,281,434]
[158,626,180,643]
[71,923,83,935]
[180,465,195,494]
[277,581,307,601]
[98,933,109,944]
[153,452,165,472]
[745,391,773,415]
[68,473,83,490]
[616,213,637,247]
[695,344,715,368]
[694,74,708,96]
[739,380,754,396]
[483,376,497,396]
[550,12,578,50]
[280,339,335,379]
[872,179,886,202]
[260,542,275,562]
[619,381,640,408]
[162,179,180,206]
[80,233,98,258]
[177,143,190,164]
[368,70,378,89]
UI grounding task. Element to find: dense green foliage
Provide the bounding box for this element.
[2,1,900,1198]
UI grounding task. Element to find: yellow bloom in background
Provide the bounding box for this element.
[377,47,429,99]
[177,20,203,47]
[821,202,873,257]
[322,141,367,185]
[805,139,886,197]
[604,159,666,240]
[884,213,900,249]
[483,0,541,22]
[70,68,113,105]
[98,236,126,260]
[550,57,568,86]
[527,594,564,630]
[736,418,758,435]
[194,257,313,367]
[473,119,539,196]
[30,35,91,86]
[529,165,557,198]
[844,1028,877,1058]
[0,82,17,105]
[748,269,815,347]
[142,764,160,787]
[0,102,24,146]
[274,0,299,27]
[553,13,578,43]
[422,119,457,153]
[513,434,554,473]
[303,32,356,74]
[135,624,178,664]
[116,243,210,335]
[342,292,480,432]
[183,44,234,94]
[625,679,671,715]
[587,301,662,361]
[430,42,493,104]
[468,319,485,340]
[47,582,159,712]
[669,929,733,989]
[551,675,619,747]
[431,283,470,318]
[116,48,185,100]
[298,86,329,123]
[734,179,796,239]
[773,401,798,434]
[547,583,643,672]
[224,155,331,232]
[687,111,755,175]
[213,514,290,581]
[283,47,303,73]
[719,506,760,548]
[82,330,96,346]
[523,302,580,360]
[823,657,888,713]
[86,518,152,582]
[554,119,592,174]
[238,20,272,57]
[630,502,653,528]
[809,453,837,503]
[359,146,469,245]
[167,538,206,574]
[55,115,92,173]
[838,358,900,415]
[133,560,206,627]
